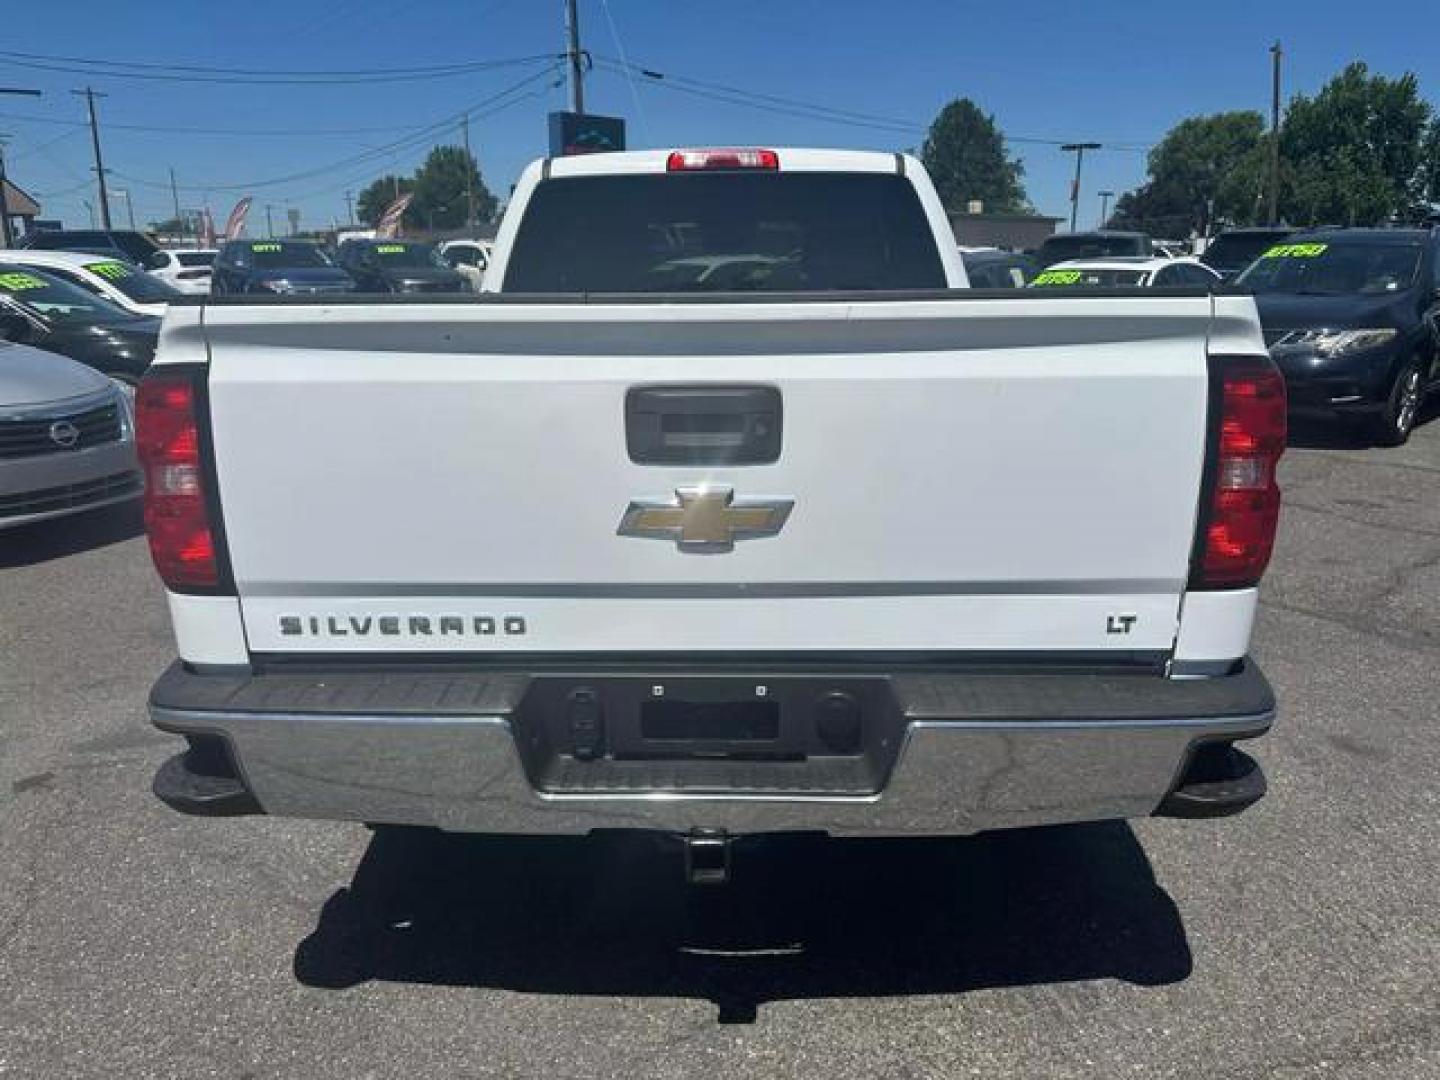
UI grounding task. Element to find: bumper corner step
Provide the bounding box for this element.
[1154,744,1266,819]
[152,743,262,817]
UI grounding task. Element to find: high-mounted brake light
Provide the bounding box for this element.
[666,148,779,172]
[136,369,224,591]
[1192,356,1286,589]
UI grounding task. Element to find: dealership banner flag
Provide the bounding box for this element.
[375,193,414,239]
[223,196,253,240]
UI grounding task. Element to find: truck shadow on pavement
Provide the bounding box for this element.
[293,822,1191,1022]
[0,500,144,568]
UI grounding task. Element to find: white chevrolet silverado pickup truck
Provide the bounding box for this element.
[139,148,1283,877]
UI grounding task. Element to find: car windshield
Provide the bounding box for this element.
[177,252,215,268]
[370,242,447,269]
[1031,267,1148,287]
[1235,241,1422,295]
[244,243,334,269]
[81,259,183,303]
[1202,233,1291,271]
[0,266,133,323]
[1038,235,1146,263]
[503,172,947,292]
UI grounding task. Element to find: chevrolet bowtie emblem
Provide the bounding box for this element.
[618,486,794,553]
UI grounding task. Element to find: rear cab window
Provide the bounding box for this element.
[503,172,947,293]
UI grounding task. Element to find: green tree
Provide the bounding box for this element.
[1279,63,1432,225]
[408,145,495,230]
[356,175,413,227]
[920,99,1027,213]
[1110,112,1268,236]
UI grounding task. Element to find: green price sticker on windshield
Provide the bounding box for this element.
[1262,243,1328,259]
[86,261,133,281]
[251,242,283,253]
[1031,269,1083,286]
[375,244,407,254]
[0,272,46,292]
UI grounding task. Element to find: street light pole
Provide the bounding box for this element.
[1098,190,1115,228]
[1268,41,1283,226]
[343,190,355,226]
[461,114,476,229]
[0,86,42,248]
[1061,142,1102,232]
[110,188,136,230]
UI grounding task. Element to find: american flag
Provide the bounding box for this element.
[222,196,253,240]
[375,193,414,239]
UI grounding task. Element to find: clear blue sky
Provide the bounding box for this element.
[2,0,1435,234]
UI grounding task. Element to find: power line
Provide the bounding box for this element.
[110,64,563,195]
[0,49,560,86]
[600,0,648,144]
[0,110,430,138]
[596,55,1157,149]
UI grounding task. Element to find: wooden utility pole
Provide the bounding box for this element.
[73,87,112,230]
[565,0,585,114]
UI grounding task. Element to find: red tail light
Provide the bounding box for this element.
[136,369,224,591]
[666,148,779,172]
[1193,357,1286,589]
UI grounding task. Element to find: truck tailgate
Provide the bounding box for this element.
[199,295,1216,656]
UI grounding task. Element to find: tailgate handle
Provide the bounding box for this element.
[626,385,782,465]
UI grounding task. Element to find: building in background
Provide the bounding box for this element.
[1,179,41,239]
[949,210,1063,252]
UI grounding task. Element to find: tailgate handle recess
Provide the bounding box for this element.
[626,385,782,465]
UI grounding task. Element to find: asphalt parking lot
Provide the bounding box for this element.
[1,413,1438,1080]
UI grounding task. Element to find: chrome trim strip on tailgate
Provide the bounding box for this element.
[239,578,1184,599]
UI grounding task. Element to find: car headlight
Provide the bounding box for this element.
[1277,328,1398,356]
[256,278,295,294]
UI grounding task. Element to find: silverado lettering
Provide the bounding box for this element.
[277,614,524,636]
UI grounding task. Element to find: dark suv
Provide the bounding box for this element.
[334,239,467,293]
[210,240,355,295]
[1201,227,1295,281]
[18,229,164,266]
[1237,228,1440,445]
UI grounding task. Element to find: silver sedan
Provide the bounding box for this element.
[0,341,141,530]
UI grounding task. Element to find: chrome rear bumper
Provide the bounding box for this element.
[149,659,1274,836]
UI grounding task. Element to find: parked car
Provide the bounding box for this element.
[335,239,468,293]
[439,239,493,291]
[147,248,217,295]
[1029,256,1221,288]
[0,264,158,385]
[18,228,165,266]
[1236,228,1440,445]
[1201,227,1296,281]
[210,240,355,295]
[0,340,141,530]
[960,249,1037,288]
[0,249,182,318]
[141,147,1278,872]
[1035,230,1153,268]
